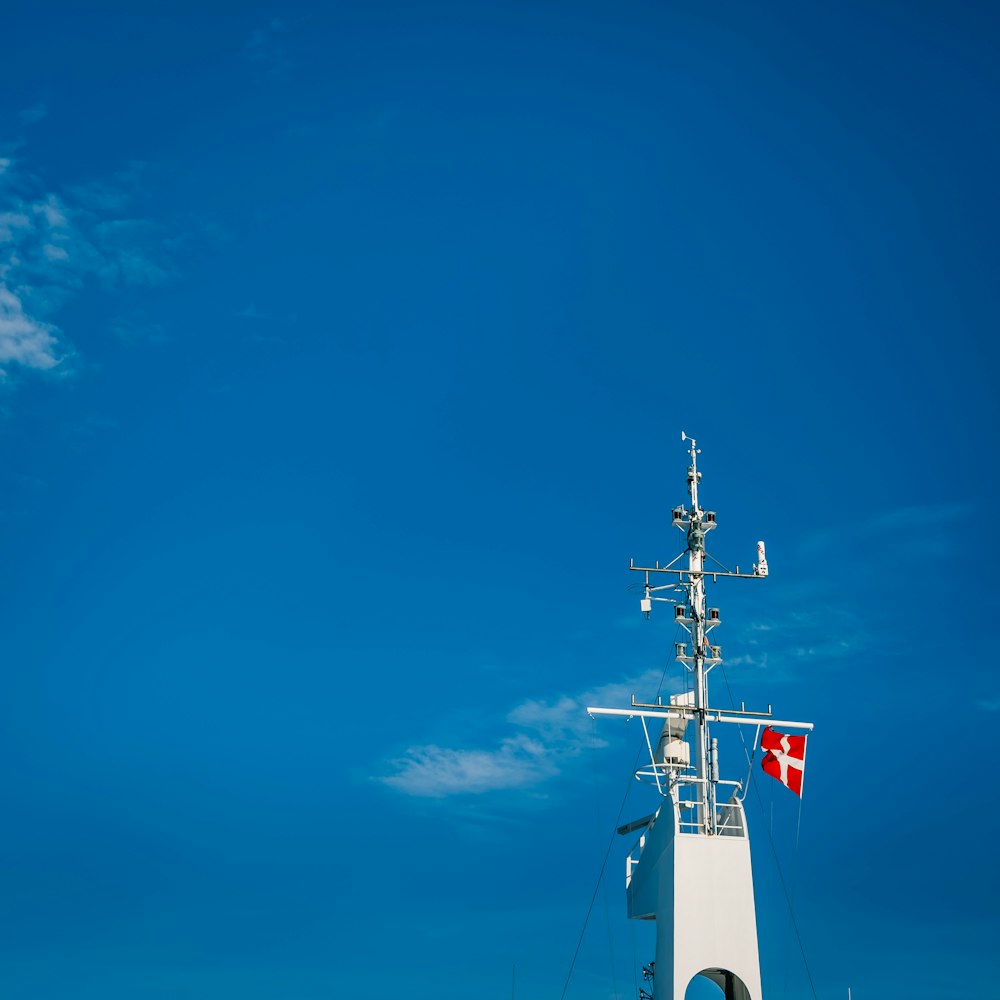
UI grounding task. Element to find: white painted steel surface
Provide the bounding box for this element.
[627,800,762,999]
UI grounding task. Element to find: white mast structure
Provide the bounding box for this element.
[588,435,813,1000]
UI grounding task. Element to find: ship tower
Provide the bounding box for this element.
[589,436,812,1000]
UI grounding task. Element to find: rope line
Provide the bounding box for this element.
[559,736,643,1000]
[780,793,806,1000]
[560,647,675,1000]
[629,915,640,1000]
[720,664,818,1000]
[591,718,619,1000]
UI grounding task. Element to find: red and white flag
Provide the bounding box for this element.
[760,726,807,796]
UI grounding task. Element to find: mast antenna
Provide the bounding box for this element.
[585,435,814,1000]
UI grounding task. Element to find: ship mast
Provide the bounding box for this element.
[620,432,787,833]
[587,435,812,1000]
[682,433,711,833]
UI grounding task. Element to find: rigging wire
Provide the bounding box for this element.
[780,794,806,1000]
[602,881,619,999]
[559,733,644,1000]
[560,649,675,1000]
[629,913,640,1000]
[752,757,817,1000]
[719,662,818,1000]
[591,718,619,1000]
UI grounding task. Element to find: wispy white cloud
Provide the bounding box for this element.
[798,502,970,562]
[379,668,672,799]
[0,156,173,380]
[0,211,31,243]
[243,19,295,75]
[236,302,290,344]
[67,177,135,213]
[0,286,62,372]
[109,315,168,344]
[728,600,865,681]
[381,735,557,798]
[508,671,671,745]
[724,501,970,683]
[17,103,47,126]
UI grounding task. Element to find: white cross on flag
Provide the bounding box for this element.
[760,726,807,796]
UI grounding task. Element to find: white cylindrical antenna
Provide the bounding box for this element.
[755,540,768,577]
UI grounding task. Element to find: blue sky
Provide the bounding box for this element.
[1,2,997,998]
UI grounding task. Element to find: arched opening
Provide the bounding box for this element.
[683,968,753,1000]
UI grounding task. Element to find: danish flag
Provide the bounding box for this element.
[760,727,807,796]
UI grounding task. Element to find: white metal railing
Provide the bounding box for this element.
[713,797,746,838]
[672,782,746,838]
[627,790,748,888]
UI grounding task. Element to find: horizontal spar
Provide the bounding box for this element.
[629,562,765,580]
[587,706,813,731]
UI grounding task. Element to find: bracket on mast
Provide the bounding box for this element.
[630,561,767,581]
[630,696,774,719]
[587,704,813,731]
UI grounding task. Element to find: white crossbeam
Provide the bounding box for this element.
[587,705,813,731]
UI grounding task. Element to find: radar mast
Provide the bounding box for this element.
[588,435,813,1000]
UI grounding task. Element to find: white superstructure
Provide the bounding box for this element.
[588,435,813,1000]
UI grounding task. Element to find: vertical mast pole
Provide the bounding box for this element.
[684,435,712,833]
